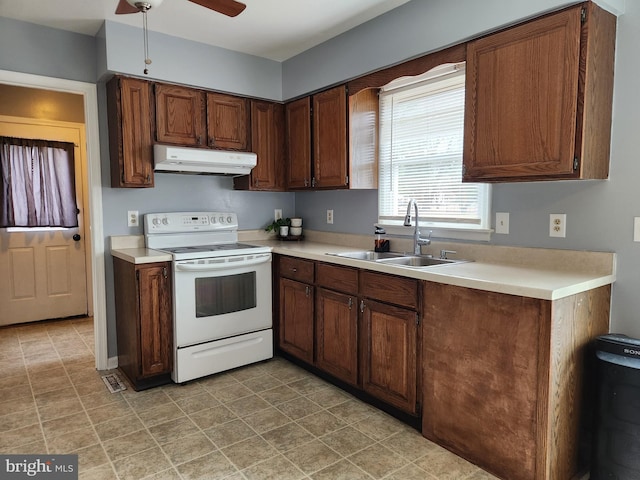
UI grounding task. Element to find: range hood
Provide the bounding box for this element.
[153,144,257,176]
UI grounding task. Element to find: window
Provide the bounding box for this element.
[0,136,78,228]
[378,64,491,241]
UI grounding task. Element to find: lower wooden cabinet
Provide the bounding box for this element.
[316,288,358,386]
[361,299,418,414]
[275,255,420,416]
[279,277,314,364]
[422,281,611,480]
[113,258,173,390]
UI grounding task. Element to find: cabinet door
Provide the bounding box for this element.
[316,288,358,386]
[206,92,249,150]
[361,299,417,414]
[463,6,582,180]
[236,100,284,190]
[155,83,206,146]
[107,76,154,187]
[314,85,348,188]
[279,277,314,363]
[138,264,173,377]
[285,96,312,189]
[422,282,544,480]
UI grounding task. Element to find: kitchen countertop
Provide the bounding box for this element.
[251,239,616,301]
[110,233,616,301]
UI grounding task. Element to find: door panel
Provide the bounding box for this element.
[0,118,88,325]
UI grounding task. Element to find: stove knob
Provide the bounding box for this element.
[152,217,161,226]
[226,215,232,223]
[219,216,225,224]
[210,216,217,224]
[162,218,169,225]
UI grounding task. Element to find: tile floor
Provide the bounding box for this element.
[0,317,499,480]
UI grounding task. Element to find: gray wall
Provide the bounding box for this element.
[102,21,282,100]
[0,17,97,83]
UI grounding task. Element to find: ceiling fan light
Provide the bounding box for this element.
[125,0,164,10]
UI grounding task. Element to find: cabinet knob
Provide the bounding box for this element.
[290,267,297,273]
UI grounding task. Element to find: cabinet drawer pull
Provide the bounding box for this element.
[290,267,297,273]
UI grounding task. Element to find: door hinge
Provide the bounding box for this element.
[162,267,168,278]
[573,157,579,171]
[415,313,420,326]
[345,175,349,185]
[348,297,353,310]
[360,300,365,313]
[581,7,587,24]
[311,177,316,188]
[462,164,466,177]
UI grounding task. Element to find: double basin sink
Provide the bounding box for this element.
[328,250,469,268]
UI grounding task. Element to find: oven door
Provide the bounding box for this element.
[173,252,272,348]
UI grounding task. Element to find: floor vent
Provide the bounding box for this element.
[101,373,127,393]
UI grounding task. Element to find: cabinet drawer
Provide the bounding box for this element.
[316,262,358,294]
[360,271,418,310]
[279,256,314,283]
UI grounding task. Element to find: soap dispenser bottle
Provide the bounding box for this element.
[374,226,389,252]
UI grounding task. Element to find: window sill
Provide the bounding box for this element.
[376,223,493,242]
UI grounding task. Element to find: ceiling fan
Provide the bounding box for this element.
[115,0,247,17]
[114,0,246,75]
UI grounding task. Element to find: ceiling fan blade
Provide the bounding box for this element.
[188,0,247,17]
[115,0,140,14]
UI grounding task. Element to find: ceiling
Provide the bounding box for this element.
[0,0,411,62]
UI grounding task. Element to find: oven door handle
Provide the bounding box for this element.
[175,254,271,272]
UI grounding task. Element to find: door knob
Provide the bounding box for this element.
[72,234,81,241]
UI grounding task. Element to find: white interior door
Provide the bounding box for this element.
[0,117,89,326]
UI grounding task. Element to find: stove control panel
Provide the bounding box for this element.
[145,212,238,233]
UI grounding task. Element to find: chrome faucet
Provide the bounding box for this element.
[403,199,431,255]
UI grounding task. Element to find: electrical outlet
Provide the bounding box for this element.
[495,212,510,234]
[127,210,139,227]
[549,213,566,238]
[327,209,334,224]
[274,209,282,221]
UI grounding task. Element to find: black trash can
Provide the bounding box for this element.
[591,334,640,480]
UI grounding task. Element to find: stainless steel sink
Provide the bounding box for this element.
[328,251,405,261]
[328,250,469,267]
[377,256,460,267]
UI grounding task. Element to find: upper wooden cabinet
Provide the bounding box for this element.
[206,92,249,150]
[106,76,154,188]
[234,100,285,191]
[155,83,206,147]
[285,96,312,189]
[463,3,616,181]
[155,84,250,151]
[285,85,349,190]
[313,85,348,188]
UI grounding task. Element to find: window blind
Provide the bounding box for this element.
[378,67,488,227]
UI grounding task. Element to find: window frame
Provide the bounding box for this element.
[376,64,492,242]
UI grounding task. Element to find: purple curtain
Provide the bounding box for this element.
[0,136,78,228]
